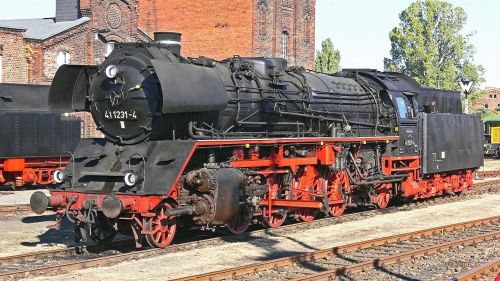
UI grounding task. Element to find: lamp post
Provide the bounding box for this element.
[459,78,473,114]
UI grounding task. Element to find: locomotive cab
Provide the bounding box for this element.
[392,92,420,155]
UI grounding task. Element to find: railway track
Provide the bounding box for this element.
[178,216,500,281]
[0,206,405,281]
[0,191,15,196]
[452,258,500,281]
[0,179,498,280]
[477,169,500,178]
[0,204,31,216]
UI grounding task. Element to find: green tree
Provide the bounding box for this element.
[384,0,485,94]
[315,38,341,74]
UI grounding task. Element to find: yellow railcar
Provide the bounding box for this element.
[491,127,500,144]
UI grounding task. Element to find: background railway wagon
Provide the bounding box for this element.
[0,83,80,188]
[483,115,500,158]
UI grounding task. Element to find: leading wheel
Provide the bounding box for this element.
[225,206,251,235]
[85,213,117,244]
[144,203,177,248]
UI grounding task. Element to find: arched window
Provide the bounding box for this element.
[104,42,115,57]
[259,11,267,40]
[280,31,289,59]
[56,51,70,67]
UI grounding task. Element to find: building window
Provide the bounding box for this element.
[495,94,498,99]
[497,103,500,109]
[56,51,70,67]
[104,42,115,57]
[280,31,289,59]
[484,104,489,109]
[259,11,267,41]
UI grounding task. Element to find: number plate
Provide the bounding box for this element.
[104,110,137,120]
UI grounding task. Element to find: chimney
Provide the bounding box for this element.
[56,0,81,22]
[154,32,182,56]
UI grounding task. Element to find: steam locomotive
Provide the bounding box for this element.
[0,83,80,188]
[30,32,483,248]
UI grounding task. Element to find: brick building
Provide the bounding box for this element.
[0,0,151,137]
[139,0,316,69]
[0,0,316,136]
[0,0,149,85]
[472,87,500,114]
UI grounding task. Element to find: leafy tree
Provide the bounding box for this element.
[315,38,341,73]
[384,0,485,95]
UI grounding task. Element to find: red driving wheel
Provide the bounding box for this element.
[328,171,349,217]
[375,192,390,209]
[261,183,287,228]
[294,166,320,222]
[371,184,392,209]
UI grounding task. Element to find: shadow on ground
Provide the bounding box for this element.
[20,214,74,247]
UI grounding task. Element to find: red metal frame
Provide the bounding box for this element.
[46,135,476,229]
[0,157,69,187]
[168,136,399,192]
[382,155,474,199]
[48,191,169,216]
[382,155,420,177]
[48,137,397,215]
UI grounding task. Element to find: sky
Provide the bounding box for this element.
[315,0,500,87]
[0,0,498,87]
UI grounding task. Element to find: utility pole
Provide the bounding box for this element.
[459,78,473,114]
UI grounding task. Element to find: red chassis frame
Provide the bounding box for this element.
[382,155,474,199]
[47,137,395,213]
[0,157,70,188]
[46,135,475,230]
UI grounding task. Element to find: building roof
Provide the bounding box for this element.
[483,115,500,123]
[486,87,500,93]
[0,17,89,41]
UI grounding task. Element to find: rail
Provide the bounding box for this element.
[177,216,500,281]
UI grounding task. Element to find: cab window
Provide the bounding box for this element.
[396,96,409,119]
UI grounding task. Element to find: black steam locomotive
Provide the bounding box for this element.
[31,32,483,248]
[0,83,80,188]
